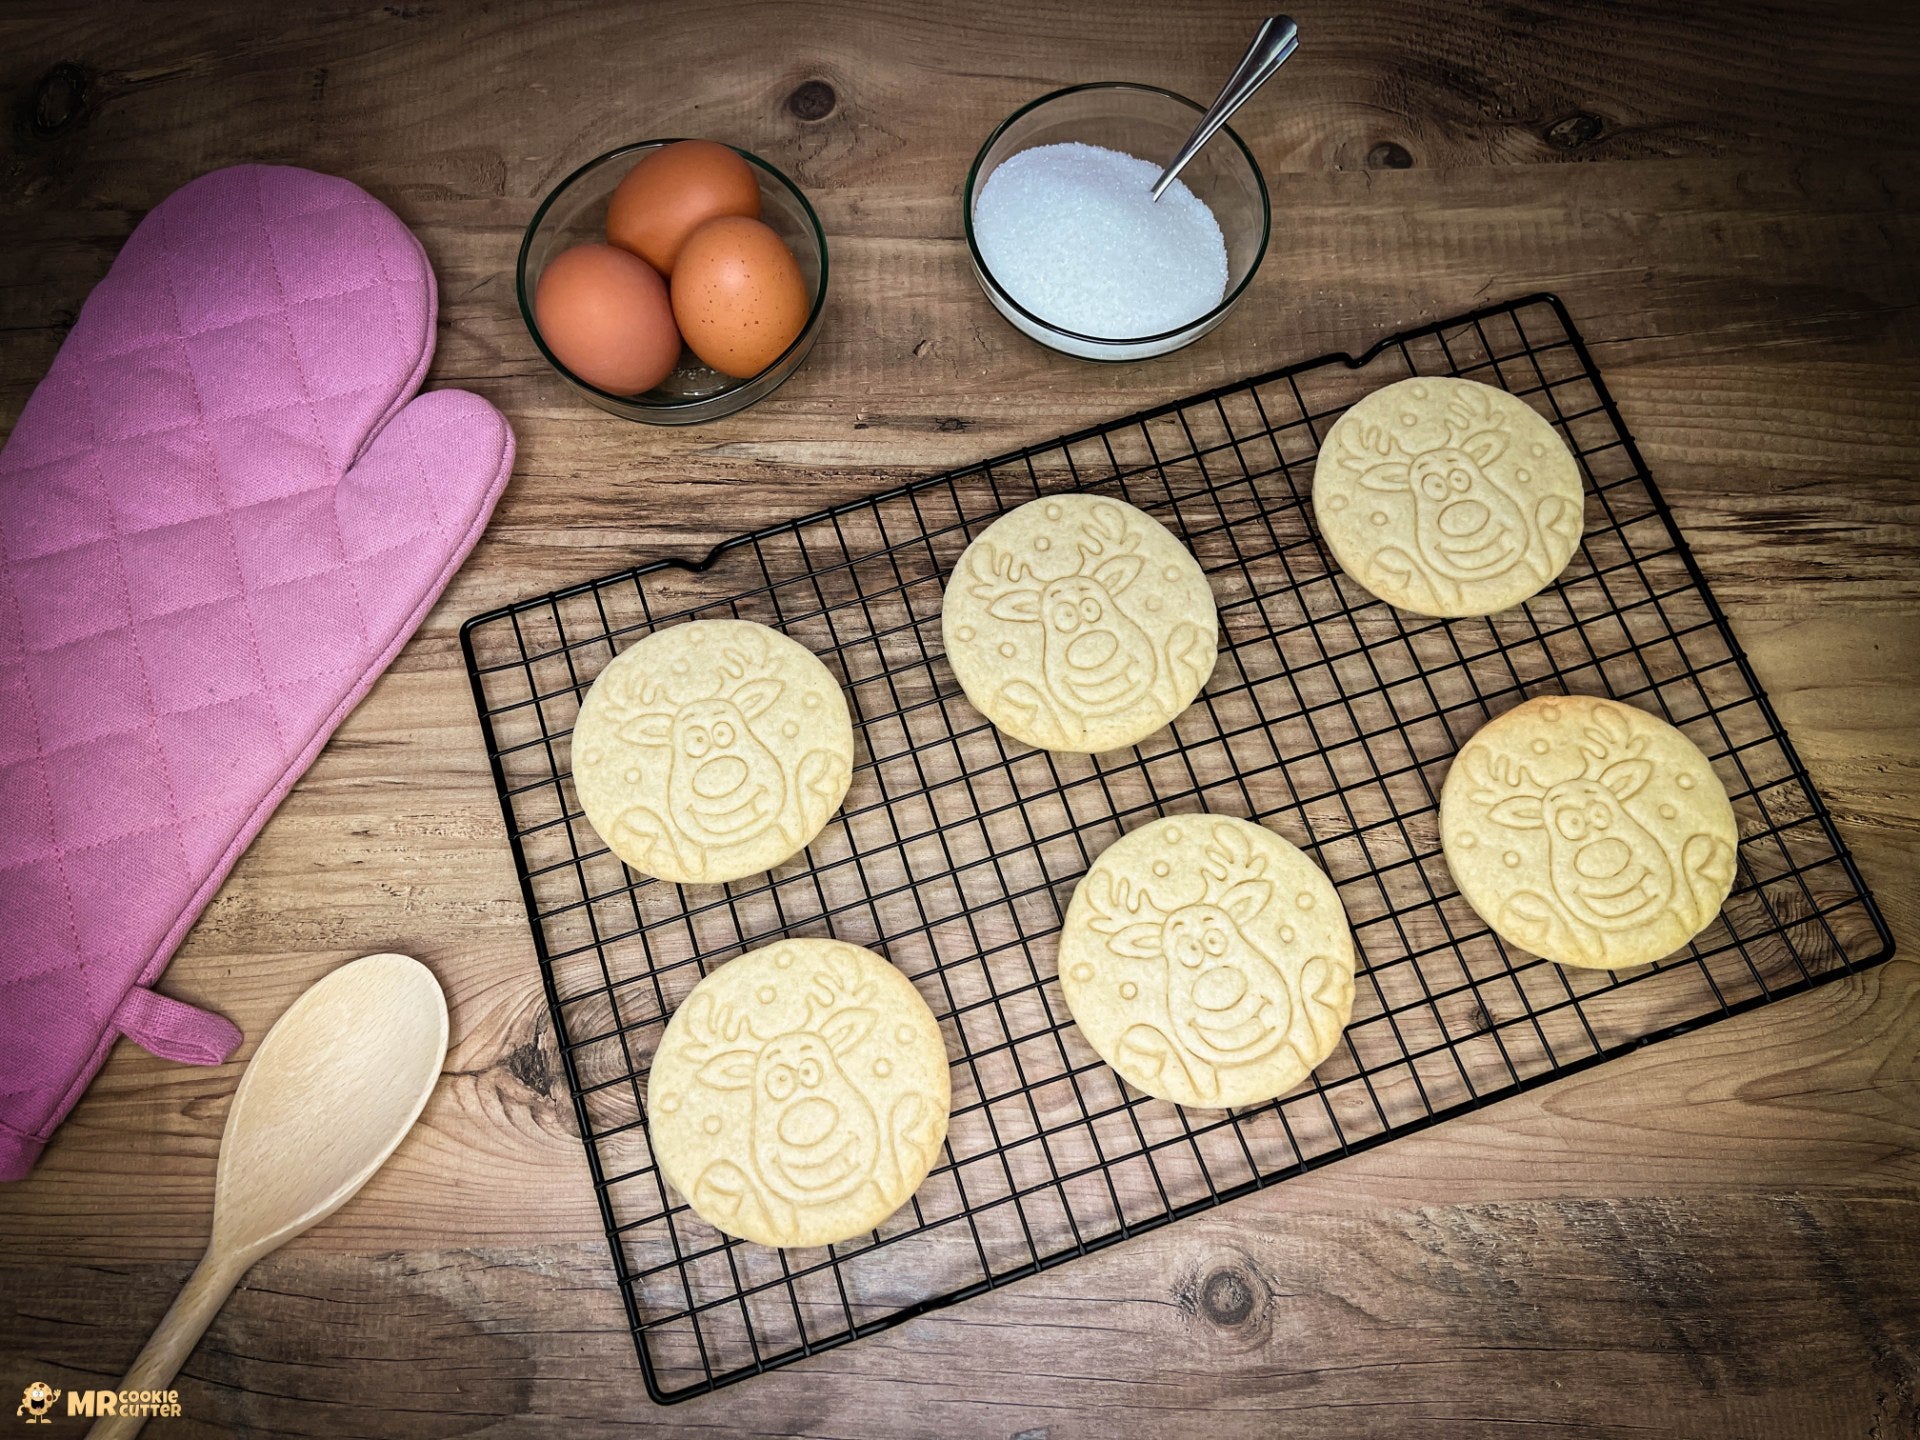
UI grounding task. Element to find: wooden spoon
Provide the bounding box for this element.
[90,953,448,1440]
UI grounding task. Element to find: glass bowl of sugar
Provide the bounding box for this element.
[964,82,1271,362]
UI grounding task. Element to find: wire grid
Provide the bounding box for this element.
[462,293,1892,1403]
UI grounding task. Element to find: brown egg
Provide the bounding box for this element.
[607,140,761,275]
[533,243,681,395]
[671,217,811,380]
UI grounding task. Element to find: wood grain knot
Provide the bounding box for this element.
[787,80,837,121]
[505,1036,554,1098]
[27,62,93,138]
[1198,1266,1256,1326]
[1366,141,1413,170]
[1544,111,1605,150]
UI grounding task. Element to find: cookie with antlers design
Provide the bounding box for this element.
[572,620,853,884]
[648,940,951,1247]
[1313,376,1584,617]
[1441,695,1739,969]
[1060,816,1357,1108]
[942,495,1217,753]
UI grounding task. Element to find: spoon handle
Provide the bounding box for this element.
[88,1249,247,1440]
[1152,14,1300,201]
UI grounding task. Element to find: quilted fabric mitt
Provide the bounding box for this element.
[0,165,515,1179]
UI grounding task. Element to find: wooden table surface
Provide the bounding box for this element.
[3,2,1917,1435]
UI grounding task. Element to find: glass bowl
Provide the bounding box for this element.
[963,83,1270,362]
[517,141,828,423]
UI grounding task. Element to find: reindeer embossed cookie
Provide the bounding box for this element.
[1059,815,1357,1109]
[648,939,951,1248]
[1313,377,1584,617]
[572,620,853,885]
[942,496,1217,754]
[1441,695,1738,970]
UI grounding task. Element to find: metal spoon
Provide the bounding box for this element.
[1152,14,1300,201]
[89,954,448,1440]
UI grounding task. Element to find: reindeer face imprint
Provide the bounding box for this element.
[1060,815,1358,1110]
[1313,376,1585,618]
[1441,695,1739,971]
[943,495,1219,754]
[648,939,952,1249]
[571,620,854,886]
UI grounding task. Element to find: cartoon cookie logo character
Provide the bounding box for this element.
[1466,701,1735,965]
[966,501,1209,746]
[1084,824,1347,1103]
[17,1383,59,1423]
[1333,384,1578,610]
[677,955,940,1236]
[594,630,844,880]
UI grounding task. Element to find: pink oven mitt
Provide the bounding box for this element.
[0,165,514,1179]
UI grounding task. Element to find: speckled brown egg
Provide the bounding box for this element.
[669,216,810,380]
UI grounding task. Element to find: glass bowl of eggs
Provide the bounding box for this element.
[517,140,828,423]
[964,83,1270,362]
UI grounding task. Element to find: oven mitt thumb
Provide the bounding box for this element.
[0,165,514,1179]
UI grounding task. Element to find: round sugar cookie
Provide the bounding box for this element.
[942,495,1218,754]
[572,620,852,885]
[1059,815,1356,1109]
[648,940,951,1248]
[1440,695,1738,970]
[1313,376,1584,617]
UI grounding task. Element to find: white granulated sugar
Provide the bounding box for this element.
[973,141,1229,339]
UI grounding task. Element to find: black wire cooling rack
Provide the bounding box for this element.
[461,293,1892,1403]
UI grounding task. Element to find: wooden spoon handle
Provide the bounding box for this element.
[88,1251,246,1440]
